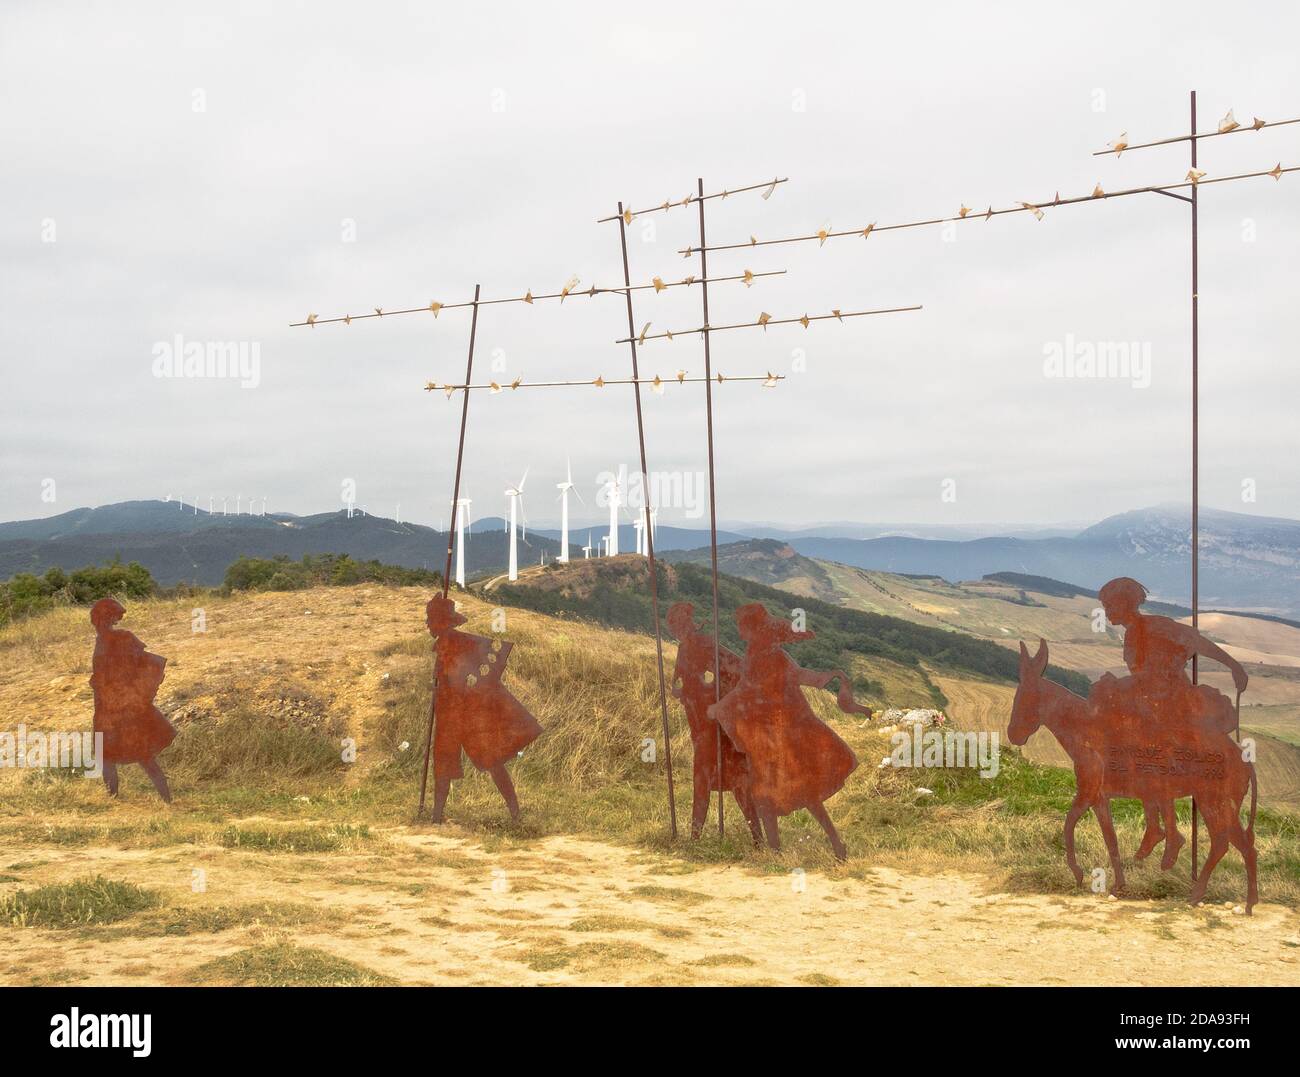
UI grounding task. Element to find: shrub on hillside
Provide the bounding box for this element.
[0,559,156,628]
[223,554,439,593]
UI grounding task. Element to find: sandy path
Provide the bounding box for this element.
[3,828,1297,987]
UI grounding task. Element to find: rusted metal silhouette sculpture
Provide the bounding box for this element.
[1096,576,1248,869]
[426,596,542,823]
[709,603,871,860]
[666,602,761,843]
[89,598,175,802]
[1009,581,1257,912]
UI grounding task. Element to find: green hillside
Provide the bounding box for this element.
[484,556,1091,702]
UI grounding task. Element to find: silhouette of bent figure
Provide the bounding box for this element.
[426,596,542,823]
[666,602,762,844]
[709,603,871,860]
[89,598,176,802]
[1092,576,1249,869]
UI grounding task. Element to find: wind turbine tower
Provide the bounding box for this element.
[605,475,620,557]
[504,469,529,582]
[454,497,472,588]
[556,459,584,563]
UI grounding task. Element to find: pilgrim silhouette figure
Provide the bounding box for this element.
[88,598,176,802]
[426,596,542,823]
[1089,576,1249,867]
[1093,576,1247,733]
[666,602,762,843]
[709,603,871,860]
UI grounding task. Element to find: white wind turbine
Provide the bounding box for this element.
[504,468,529,582]
[454,497,472,588]
[633,517,645,556]
[555,459,585,562]
[236,493,242,515]
[582,532,593,559]
[604,475,621,556]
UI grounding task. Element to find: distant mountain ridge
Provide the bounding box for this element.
[660,538,842,604]
[783,505,1300,617]
[0,500,558,586]
[2,501,1297,614]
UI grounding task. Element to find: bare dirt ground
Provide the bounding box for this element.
[4,825,1298,987]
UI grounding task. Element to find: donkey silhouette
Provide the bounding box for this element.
[1008,638,1257,913]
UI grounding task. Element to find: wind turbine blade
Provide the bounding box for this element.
[566,457,572,486]
[518,466,530,492]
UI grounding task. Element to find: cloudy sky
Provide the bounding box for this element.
[3,0,1297,532]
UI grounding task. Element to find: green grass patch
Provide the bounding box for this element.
[187,943,395,986]
[1,876,160,928]
[629,884,711,906]
[218,823,372,853]
[693,953,756,968]
[97,901,335,939]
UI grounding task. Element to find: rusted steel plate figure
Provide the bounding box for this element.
[426,596,541,823]
[1009,578,1257,912]
[89,598,175,802]
[666,602,761,843]
[709,603,871,860]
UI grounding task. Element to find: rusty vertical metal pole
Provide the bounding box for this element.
[616,203,678,839]
[418,284,482,816]
[696,177,725,839]
[1190,90,1201,880]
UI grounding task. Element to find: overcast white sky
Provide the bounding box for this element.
[2,0,1297,531]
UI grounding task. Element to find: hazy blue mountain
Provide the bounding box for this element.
[783,505,1300,616]
[0,501,560,586]
[734,522,1086,541]
[2,501,1295,613]
[525,520,749,552]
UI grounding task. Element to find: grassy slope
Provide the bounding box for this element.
[2,584,1294,917]
[486,556,1092,705]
